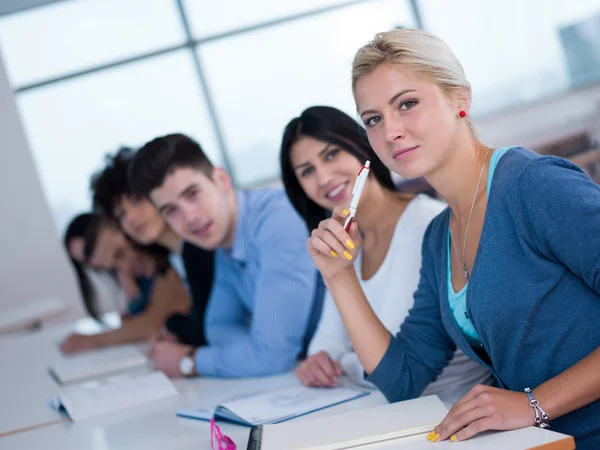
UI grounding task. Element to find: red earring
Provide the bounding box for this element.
[459,111,467,118]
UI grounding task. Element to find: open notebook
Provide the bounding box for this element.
[247,395,575,450]
[177,385,369,427]
[50,370,178,421]
[49,344,149,384]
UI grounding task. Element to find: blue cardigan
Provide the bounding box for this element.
[367,147,600,448]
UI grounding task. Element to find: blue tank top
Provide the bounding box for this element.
[447,147,512,346]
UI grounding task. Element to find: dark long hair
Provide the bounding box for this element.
[63,213,102,320]
[280,105,396,231]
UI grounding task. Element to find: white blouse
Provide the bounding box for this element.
[307,195,494,404]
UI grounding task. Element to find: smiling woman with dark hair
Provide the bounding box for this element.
[279,105,493,404]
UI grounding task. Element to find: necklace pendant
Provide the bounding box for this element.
[463,267,469,280]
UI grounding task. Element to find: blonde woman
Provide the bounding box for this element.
[307,29,600,448]
[280,105,493,405]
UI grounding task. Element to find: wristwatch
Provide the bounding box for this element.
[179,349,197,377]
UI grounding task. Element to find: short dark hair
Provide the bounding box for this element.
[91,147,137,217]
[129,133,214,197]
[280,105,396,232]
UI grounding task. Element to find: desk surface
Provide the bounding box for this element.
[0,324,575,450]
[0,326,69,437]
[0,325,387,449]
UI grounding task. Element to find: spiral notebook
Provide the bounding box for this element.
[246,395,447,450]
[246,395,576,450]
[177,385,369,427]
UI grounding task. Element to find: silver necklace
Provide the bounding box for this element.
[450,147,491,280]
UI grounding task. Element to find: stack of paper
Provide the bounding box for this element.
[52,371,178,421]
[49,345,148,384]
[0,298,68,334]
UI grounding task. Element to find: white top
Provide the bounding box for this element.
[308,194,495,404]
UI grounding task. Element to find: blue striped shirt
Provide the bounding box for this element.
[194,189,324,377]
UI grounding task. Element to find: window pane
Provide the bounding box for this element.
[17,50,222,233]
[184,0,362,38]
[419,0,600,116]
[0,0,185,87]
[199,0,413,186]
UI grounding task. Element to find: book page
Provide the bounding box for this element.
[49,344,148,384]
[219,385,369,426]
[57,371,178,421]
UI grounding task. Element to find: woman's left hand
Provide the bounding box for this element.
[431,385,534,442]
[60,333,99,354]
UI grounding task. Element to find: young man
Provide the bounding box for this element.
[129,133,324,378]
[88,148,214,346]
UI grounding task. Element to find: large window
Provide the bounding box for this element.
[0,0,412,233]
[199,0,413,185]
[418,0,600,116]
[17,51,221,231]
[0,0,185,87]
[3,0,600,234]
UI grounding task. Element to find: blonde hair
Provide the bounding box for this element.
[352,28,471,102]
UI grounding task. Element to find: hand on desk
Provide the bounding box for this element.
[151,339,193,378]
[60,333,99,354]
[431,384,532,442]
[296,351,343,388]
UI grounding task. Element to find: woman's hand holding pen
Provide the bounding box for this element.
[307,206,361,282]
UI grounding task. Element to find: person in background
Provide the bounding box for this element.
[64,212,105,321]
[91,147,215,346]
[61,213,190,353]
[307,28,600,447]
[280,105,493,404]
[129,133,324,378]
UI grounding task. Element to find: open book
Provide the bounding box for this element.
[49,344,149,384]
[0,298,68,334]
[177,385,369,427]
[50,370,178,421]
[247,395,575,450]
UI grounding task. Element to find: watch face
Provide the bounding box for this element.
[179,356,193,375]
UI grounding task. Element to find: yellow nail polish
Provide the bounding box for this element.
[426,431,434,440]
[431,433,440,442]
[450,435,457,442]
[343,251,353,261]
[346,239,355,250]
[342,209,350,217]
[330,251,338,258]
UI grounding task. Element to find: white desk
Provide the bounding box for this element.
[0,325,387,449]
[0,326,69,436]
[0,324,576,450]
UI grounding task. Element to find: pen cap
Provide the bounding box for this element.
[352,160,371,195]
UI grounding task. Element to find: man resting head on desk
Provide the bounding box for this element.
[129,133,325,378]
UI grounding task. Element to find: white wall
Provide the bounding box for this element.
[0,47,83,322]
